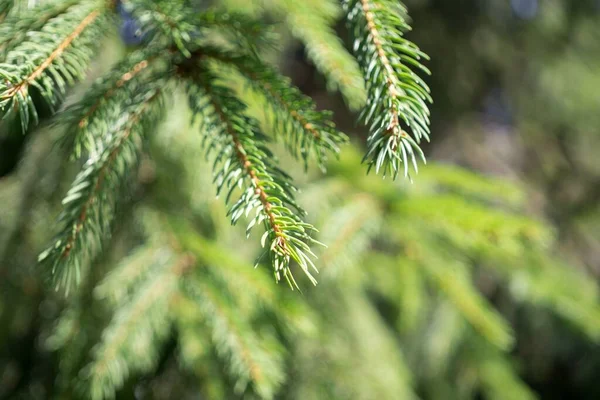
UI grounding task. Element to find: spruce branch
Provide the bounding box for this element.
[470,339,538,400]
[184,66,321,288]
[274,0,366,110]
[0,0,80,57]
[182,275,285,399]
[93,245,171,304]
[401,237,514,350]
[39,85,166,293]
[318,193,381,276]
[164,215,278,310]
[60,49,160,159]
[0,0,13,21]
[195,9,277,55]
[205,50,347,171]
[0,1,105,133]
[126,0,196,56]
[86,251,194,400]
[344,0,432,179]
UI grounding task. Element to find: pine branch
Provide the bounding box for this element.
[184,66,321,288]
[205,49,347,171]
[490,250,600,340]
[39,85,166,293]
[318,193,381,276]
[293,291,417,400]
[472,340,537,400]
[165,215,277,310]
[414,246,514,350]
[0,1,105,133]
[345,0,432,179]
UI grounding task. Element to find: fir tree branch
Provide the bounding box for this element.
[78,58,151,128]
[60,96,156,258]
[406,242,514,350]
[184,66,321,288]
[39,85,166,293]
[24,11,99,83]
[471,339,538,400]
[344,0,432,179]
[93,245,170,304]
[164,214,278,310]
[126,0,196,57]
[318,193,381,275]
[205,49,347,171]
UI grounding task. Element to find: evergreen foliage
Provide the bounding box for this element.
[0,0,430,288]
[344,0,431,179]
[0,0,599,399]
[0,0,106,131]
[184,66,321,287]
[18,125,598,399]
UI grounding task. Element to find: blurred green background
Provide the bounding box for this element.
[1,0,599,399]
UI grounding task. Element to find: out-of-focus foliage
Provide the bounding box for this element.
[2,97,600,398]
[1,0,599,399]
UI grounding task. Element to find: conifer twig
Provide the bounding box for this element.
[0,2,105,132]
[203,49,347,170]
[2,10,100,101]
[184,67,321,287]
[39,86,166,292]
[344,0,432,179]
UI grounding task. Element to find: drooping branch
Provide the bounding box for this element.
[39,86,166,292]
[184,67,321,287]
[344,0,432,179]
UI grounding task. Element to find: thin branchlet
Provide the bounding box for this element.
[0,0,80,56]
[60,49,164,159]
[361,0,402,133]
[203,79,286,239]
[78,58,152,129]
[184,66,320,287]
[0,2,105,132]
[344,0,432,180]
[9,10,99,96]
[203,49,347,170]
[61,91,160,259]
[39,86,166,292]
[276,0,366,110]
